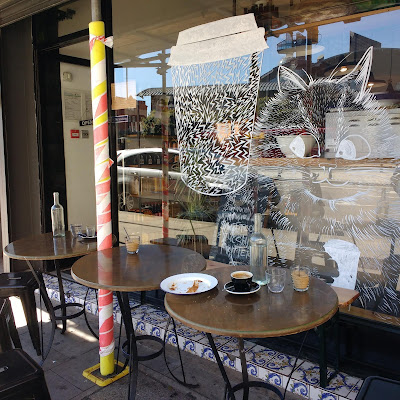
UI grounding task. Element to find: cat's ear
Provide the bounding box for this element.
[278,66,308,92]
[338,46,373,100]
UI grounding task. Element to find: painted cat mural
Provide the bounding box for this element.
[252,46,400,321]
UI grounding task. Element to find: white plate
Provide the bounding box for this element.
[160,273,218,295]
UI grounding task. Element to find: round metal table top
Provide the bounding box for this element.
[3,231,98,261]
[165,266,338,338]
[71,244,206,292]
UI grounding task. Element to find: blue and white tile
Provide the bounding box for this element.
[245,344,277,368]
[259,368,284,388]
[175,326,206,342]
[199,345,217,363]
[265,352,304,376]
[164,330,178,347]
[346,379,363,400]
[197,334,232,348]
[135,319,147,335]
[285,378,310,399]
[142,312,169,328]
[323,372,361,397]
[310,385,340,400]
[178,337,197,354]
[216,350,239,371]
[292,360,334,387]
[150,325,165,340]
[131,305,151,320]
[218,338,256,358]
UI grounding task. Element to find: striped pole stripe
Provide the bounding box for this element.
[89,20,115,376]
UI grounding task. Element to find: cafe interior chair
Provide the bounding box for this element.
[0,298,21,353]
[0,272,41,356]
[0,348,51,400]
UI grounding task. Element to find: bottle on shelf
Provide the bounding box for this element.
[51,192,65,237]
[249,212,268,285]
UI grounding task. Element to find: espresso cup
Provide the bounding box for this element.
[231,270,253,292]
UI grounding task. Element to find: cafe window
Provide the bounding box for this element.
[52,0,400,325]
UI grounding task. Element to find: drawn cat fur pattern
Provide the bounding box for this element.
[251,47,400,319]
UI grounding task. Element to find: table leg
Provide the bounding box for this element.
[206,333,236,400]
[163,316,199,388]
[116,292,138,400]
[24,260,56,363]
[238,339,249,400]
[55,262,67,333]
[206,334,283,400]
[317,310,340,388]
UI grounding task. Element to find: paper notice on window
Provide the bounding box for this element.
[64,91,82,120]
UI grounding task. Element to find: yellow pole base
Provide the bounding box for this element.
[83,360,129,387]
[100,353,115,376]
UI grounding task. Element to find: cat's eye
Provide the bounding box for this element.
[289,133,320,158]
[335,135,371,160]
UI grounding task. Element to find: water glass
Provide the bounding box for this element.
[266,267,286,293]
[86,225,96,237]
[70,224,82,238]
[126,234,140,254]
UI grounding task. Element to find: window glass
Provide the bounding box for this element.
[58,0,91,37]
[112,0,400,324]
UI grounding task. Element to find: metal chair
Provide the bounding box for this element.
[0,298,21,352]
[0,272,41,356]
[0,349,51,399]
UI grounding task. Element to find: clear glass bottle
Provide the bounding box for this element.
[51,192,65,237]
[249,213,268,285]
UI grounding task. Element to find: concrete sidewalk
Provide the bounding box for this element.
[9,296,303,400]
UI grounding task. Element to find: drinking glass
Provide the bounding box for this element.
[69,224,82,238]
[86,225,96,237]
[126,234,140,254]
[291,266,311,292]
[266,267,286,293]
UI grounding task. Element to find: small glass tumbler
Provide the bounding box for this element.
[70,224,82,238]
[291,266,311,292]
[126,234,140,254]
[266,267,286,293]
[86,225,96,237]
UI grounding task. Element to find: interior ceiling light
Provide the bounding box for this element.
[340,66,348,72]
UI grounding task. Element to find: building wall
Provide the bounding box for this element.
[0,17,41,270]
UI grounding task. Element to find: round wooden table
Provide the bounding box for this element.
[3,231,98,261]
[165,265,338,400]
[72,244,206,399]
[4,231,100,335]
[71,244,206,292]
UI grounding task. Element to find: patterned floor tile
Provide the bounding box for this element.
[265,352,304,376]
[175,325,206,342]
[217,338,256,358]
[284,377,310,399]
[196,334,232,348]
[245,344,277,368]
[218,351,239,371]
[310,385,340,400]
[178,336,197,354]
[292,360,335,387]
[323,372,361,397]
[346,379,363,400]
[259,367,285,388]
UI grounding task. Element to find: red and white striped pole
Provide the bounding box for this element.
[89,18,115,375]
